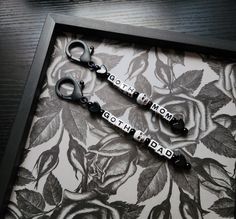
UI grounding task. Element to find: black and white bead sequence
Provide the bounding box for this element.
[95,67,188,135]
[107,74,136,97]
[101,110,174,160]
[106,73,174,121]
[102,110,132,133]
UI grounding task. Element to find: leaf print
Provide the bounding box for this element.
[96,84,133,116]
[29,113,60,148]
[62,105,87,143]
[16,167,35,186]
[126,50,149,80]
[201,124,236,158]
[162,48,185,66]
[110,201,144,219]
[214,114,236,138]
[179,189,206,219]
[196,81,231,114]
[201,54,225,75]
[5,201,24,219]
[137,161,167,203]
[184,144,197,156]
[134,74,152,97]
[43,173,62,206]
[192,158,230,192]
[169,164,199,199]
[34,130,63,188]
[155,56,172,87]
[95,53,123,71]
[148,198,171,219]
[172,70,203,92]
[38,216,50,219]
[34,145,59,189]
[36,97,61,118]
[209,198,234,218]
[67,134,87,178]
[87,133,138,193]
[128,107,149,133]
[16,189,45,218]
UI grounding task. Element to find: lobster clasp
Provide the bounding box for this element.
[65,40,94,64]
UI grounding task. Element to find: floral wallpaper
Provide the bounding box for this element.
[5,33,236,219]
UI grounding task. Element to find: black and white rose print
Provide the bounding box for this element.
[6,34,236,219]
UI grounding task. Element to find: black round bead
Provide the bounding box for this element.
[128,128,136,136]
[172,154,187,168]
[133,92,139,99]
[144,138,151,146]
[104,72,110,79]
[182,128,188,136]
[170,118,185,134]
[146,101,153,108]
[88,102,101,114]
[169,117,177,125]
[185,162,192,170]
[87,102,93,107]
[98,109,105,116]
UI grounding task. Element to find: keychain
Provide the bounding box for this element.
[55,76,191,170]
[65,40,188,136]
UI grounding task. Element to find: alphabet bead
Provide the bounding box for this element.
[150,102,173,121]
[108,74,116,83]
[148,140,160,149]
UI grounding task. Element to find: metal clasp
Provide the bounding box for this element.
[55,76,88,104]
[65,40,94,64]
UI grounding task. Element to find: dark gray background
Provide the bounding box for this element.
[0,0,236,162]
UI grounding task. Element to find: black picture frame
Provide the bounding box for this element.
[0,13,236,216]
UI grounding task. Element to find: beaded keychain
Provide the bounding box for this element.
[65,40,188,136]
[55,76,191,170]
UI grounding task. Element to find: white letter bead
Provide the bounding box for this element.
[102,111,111,121]
[119,83,136,97]
[108,74,116,83]
[127,86,136,97]
[122,123,132,133]
[164,149,174,159]
[133,130,147,143]
[116,119,124,129]
[109,115,117,125]
[155,146,165,156]
[164,112,173,121]
[114,79,121,87]
[150,103,160,112]
[136,93,150,105]
[119,82,128,91]
[158,107,166,115]
[148,140,160,149]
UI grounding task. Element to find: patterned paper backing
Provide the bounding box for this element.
[5,33,236,219]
